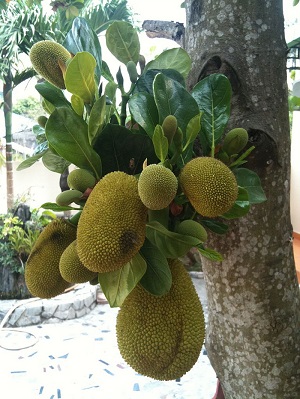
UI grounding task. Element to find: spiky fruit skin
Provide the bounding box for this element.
[116,259,205,381]
[25,219,76,298]
[179,157,238,217]
[176,219,208,242]
[30,40,71,89]
[59,240,97,283]
[223,128,248,155]
[138,164,178,210]
[77,171,148,273]
[67,169,96,192]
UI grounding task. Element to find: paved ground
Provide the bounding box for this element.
[0,277,217,399]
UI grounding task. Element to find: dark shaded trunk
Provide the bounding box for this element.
[185,1,300,398]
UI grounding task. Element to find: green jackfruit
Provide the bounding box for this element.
[77,171,148,273]
[116,258,205,381]
[25,219,77,298]
[176,219,207,242]
[37,115,48,128]
[126,60,138,83]
[223,128,248,155]
[56,189,83,206]
[67,169,96,192]
[179,157,238,217]
[162,115,177,145]
[138,164,178,210]
[59,240,97,283]
[30,40,71,89]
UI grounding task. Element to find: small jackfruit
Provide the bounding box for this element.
[37,115,48,128]
[138,164,178,210]
[116,258,205,381]
[126,60,138,83]
[179,157,238,217]
[67,169,96,192]
[223,128,248,155]
[56,189,83,206]
[77,171,148,273]
[25,219,77,298]
[30,40,71,89]
[59,240,97,283]
[176,219,207,242]
[162,115,177,145]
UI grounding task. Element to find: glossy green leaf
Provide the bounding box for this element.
[222,187,250,219]
[93,123,158,176]
[40,202,81,211]
[42,150,70,173]
[16,152,46,171]
[128,92,159,138]
[46,107,102,179]
[135,68,185,95]
[71,94,84,116]
[294,0,299,6]
[145,48,191,79]
[197,245,223,262]
[146,221,200,259]
[192,74,232,155]
[183,113,202,151]
[35,81,71,109]
[106,21,140,64]
[63,17,102,82]
[139,238,172,296]
[65,52,96,104]
[98,252,147,307]
[152,124,168,162]
[88,95,106,145]
[233,168,267,204]
[201,219,229,235]
[153,74,199,135]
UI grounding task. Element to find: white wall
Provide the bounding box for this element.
[291,111,300,234]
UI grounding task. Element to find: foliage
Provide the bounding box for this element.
[21,18,266,307]
[13,96,45,120]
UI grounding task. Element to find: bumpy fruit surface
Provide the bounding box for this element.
[176,219,208,242]
[179,157,238,217]
[67,169,96,192]
[138,164,178,210]
[116,259,205,381]
[25,219,76,298]
[59,240,97,283]
[30,40,71,89]
[223,128,248,155]
[77,171,148,273]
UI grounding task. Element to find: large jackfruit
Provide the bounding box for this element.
[77,171,148,273]
[116,259,205,381]
[179,157,238,217]
[25,219,77,298]
[59,240,98,283]
[30,40,71,89]
[138,164,178,210]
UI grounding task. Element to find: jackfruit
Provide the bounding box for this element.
[59,240,97,283]
[56,189,83,206]
[176,219,207,242]
[37,115,48,128]
[162,115,177,145]
[25,219,77,298]
[138,164,178,210]
[179,157,238,217]
[223,128,248,155]
[126,60,138,83]
[77,171,148,273]
[116,258,205,381]
[67,169,96,192]
[30,40,71,89]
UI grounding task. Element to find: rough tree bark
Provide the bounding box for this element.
[184,0,300,398]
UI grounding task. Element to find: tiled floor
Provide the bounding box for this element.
[293,232,300,283]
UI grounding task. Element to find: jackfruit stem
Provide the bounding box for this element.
[69,211,82,226]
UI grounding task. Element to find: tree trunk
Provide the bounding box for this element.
[3,71,14,212]
[185,1,300,398]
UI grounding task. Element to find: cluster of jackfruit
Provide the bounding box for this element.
[116,258,205,380]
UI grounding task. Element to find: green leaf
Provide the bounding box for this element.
[88,95,106,145]
[98,252,146,307]
[192,74,232,155]
[222,186,250,219]
[146,221,200,259]
[63,17,102,83]
[197,245,223,262]
[200,219,229,235]
[16,152,46,171]
[128,92,159,138]
[229,146,255,168]
[71,94,84,116]
[233,168,267,204]
[294,0,299,6]
[42,150,70,173]
[35,81,71,109]
[106,21,140,64]
[135,68,186,95]
[65,52,96,104]
[152,124,168,162]
[153,74,200,134]
[93,124,158,176]
[46,107,102,179]
[183,112,202,151]
[40,202,81,211]
[139,238,172,296]
[145,48,191,79]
